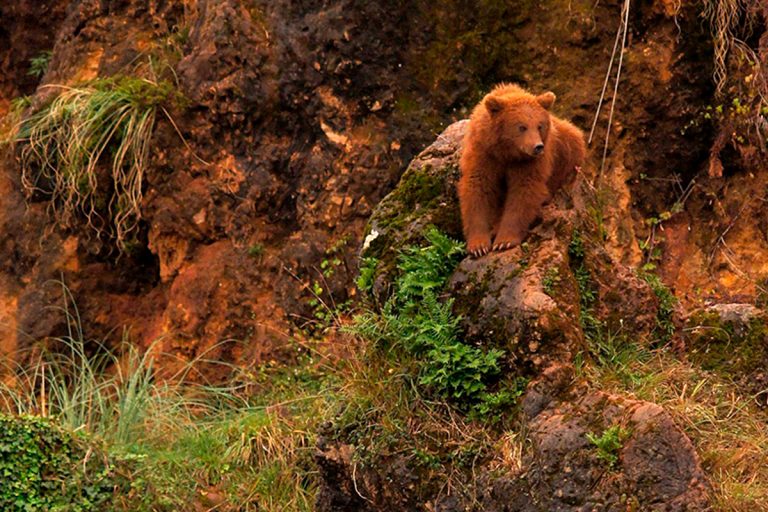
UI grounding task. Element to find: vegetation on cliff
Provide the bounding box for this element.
[13,77,183,253]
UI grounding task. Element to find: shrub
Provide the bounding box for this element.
[0,414,133,511]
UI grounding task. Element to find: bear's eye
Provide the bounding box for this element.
[518,125,527,133]
[539,123,545,131]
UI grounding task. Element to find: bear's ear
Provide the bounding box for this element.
[536,92,556,110]
[485,96,504,115]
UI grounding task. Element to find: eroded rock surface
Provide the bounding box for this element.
[0,0,462,372]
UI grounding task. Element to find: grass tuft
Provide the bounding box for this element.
[701,0,756,94]
[14,77,182,252]
[0,285,325,510]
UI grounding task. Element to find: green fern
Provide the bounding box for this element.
[356,256,379,293]
[352,227,508,415]
[27,50,53,78]
[395,228,466,304]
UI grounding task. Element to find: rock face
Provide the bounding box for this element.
[318,121,712,511]
[449,244,582,375]
[0,0,474,372]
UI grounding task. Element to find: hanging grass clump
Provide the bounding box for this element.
[15,77,182,253]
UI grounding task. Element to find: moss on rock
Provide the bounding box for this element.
[685,305,768,376]
[360,121,466,303]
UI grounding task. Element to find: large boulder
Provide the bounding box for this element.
[320,123,712,511]
[316,367,712,511]
[485,364,711,511]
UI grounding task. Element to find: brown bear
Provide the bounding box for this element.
[458,83,586,257]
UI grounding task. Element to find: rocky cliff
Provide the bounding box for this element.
[1,0,768,509]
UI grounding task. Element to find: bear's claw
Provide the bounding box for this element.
[492,242,515,252]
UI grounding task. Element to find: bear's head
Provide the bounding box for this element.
[483,90,556,161]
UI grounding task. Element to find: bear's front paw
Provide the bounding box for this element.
[467,237,492,258]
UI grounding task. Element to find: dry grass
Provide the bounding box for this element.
[327,331,517,505]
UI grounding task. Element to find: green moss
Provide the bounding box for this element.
[361,159,462,301]
[390,166,443,211]
[413,0,532,106]
[394,93,420,115]
[248,243,265,258]
[687,313,768,375]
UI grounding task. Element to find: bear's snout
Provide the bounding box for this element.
[533,143,544,155]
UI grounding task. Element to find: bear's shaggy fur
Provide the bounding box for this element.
[458,84,586,257]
